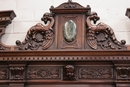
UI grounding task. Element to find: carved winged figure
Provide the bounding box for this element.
[86,12,126,50]
[16,12,54,50]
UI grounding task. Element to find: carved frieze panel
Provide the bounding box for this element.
[27,67,61,79]
[9,67,25,80]
[79,67,113,79]
[116,67,130,80]
[0,68,8,79]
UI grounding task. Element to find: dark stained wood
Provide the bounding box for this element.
[126,8,130,18]
[0,0,130,87]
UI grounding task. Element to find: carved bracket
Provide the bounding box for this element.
[116,67,130,80]
[9,67,25,80]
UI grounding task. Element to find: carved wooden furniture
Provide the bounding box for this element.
[0,0,130,87]
[126,8,130,18]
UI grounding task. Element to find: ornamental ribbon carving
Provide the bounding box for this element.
[79,68,113,79]
[16,12,54,50]
[86,12,126,50]
[27,67,60,79]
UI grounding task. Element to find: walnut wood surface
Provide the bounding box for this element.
[0,0,130,87]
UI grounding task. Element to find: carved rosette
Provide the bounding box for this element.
[0,68,8,79]
[63,65,77,80]
[16,12,54,50]
[10,67,25,80]
[27,67,60,79]
[116,67,130,80]
[79,68,113,79]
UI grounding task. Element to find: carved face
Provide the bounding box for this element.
[90,12,100,24]
[65,65,75,77]
[41,12,51,24]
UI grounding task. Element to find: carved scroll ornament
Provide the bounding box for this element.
[16,12,54,50]
[86,12,126,50]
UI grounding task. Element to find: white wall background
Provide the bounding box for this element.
[0,0,130,46]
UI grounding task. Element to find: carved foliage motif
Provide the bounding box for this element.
[0,68,8,79]
[63,65,76,80]
[27,67,60,79]
[64,0,76,8]
[116,67,130,80]
[79,68,113,79]
[10,67,25,80]
[16,12,54,50]
[86,12,126,50]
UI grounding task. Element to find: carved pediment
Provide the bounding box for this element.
[50,0,91,14]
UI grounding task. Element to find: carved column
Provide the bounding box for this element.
[0,10,16,50]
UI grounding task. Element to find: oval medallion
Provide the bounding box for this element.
[63,20,77,42]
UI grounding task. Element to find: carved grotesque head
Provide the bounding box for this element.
[41,12,51,24]
[63,65,76,80]
[89,12,100,24]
